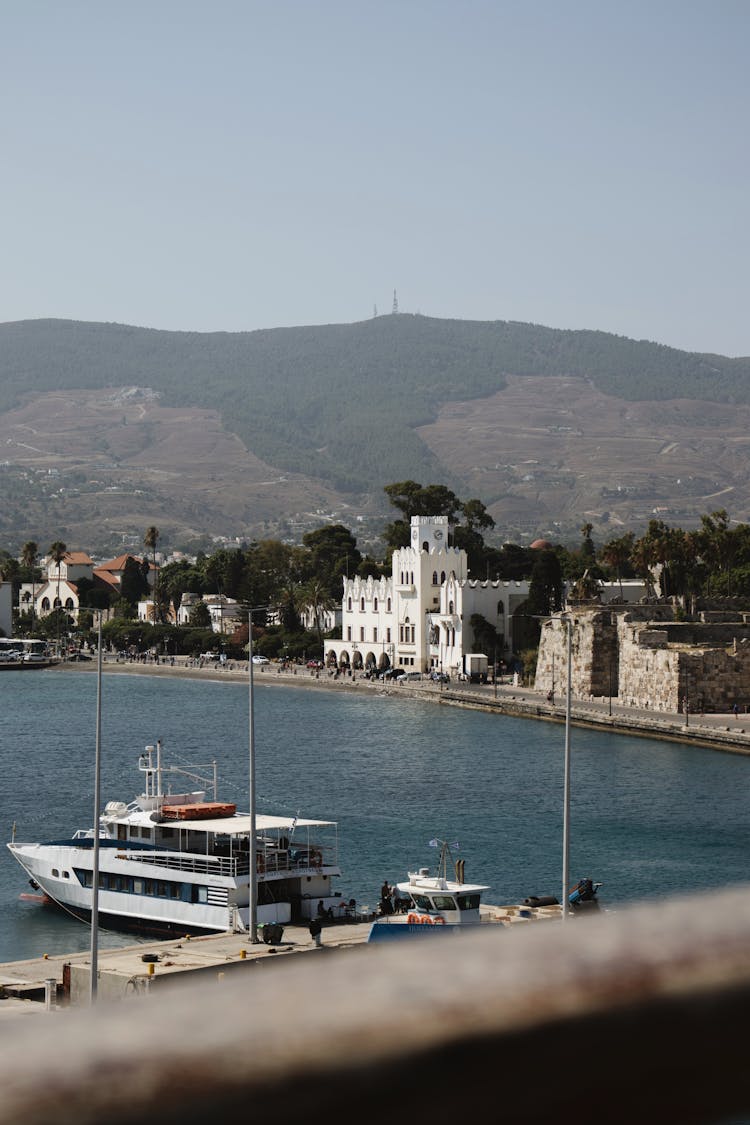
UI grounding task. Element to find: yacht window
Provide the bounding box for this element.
[145,880,155,895]
[412,894,433,911]
[432,895,456,910]
[170,883,181,899]
[133,879,144,894]
[98,874,108,889]
[157,882,168,897]
[162,827,175,839]
[52,868,59,878]
[141,827,152,840]
[117,825,127,840]
[456,893,481,910]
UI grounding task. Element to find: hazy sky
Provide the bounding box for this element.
[2,1,748,354]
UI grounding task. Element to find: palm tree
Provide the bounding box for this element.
[48,540,67,656]
[144,526,160,620]
[48,540,67,611]
[21,541,38,626]
[599,532,634,600]
[301,577,336,661]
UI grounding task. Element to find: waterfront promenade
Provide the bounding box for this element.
[62,655,750,754]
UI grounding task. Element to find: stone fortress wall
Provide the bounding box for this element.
[535,604,750,714]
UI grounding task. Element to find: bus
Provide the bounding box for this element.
[0,638,52,663]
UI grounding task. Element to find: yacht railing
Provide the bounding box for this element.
[121,844,337,879]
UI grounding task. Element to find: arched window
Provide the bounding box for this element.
[449,601,454,614]
[21,591,30,604]
[440,571,446,583]
[64,598,74,609]
[387,598,391,612]
[347,597,352,612]
[432,572,438,585]
[360,597,365,612]
[422,541,429,552]
[53,597,61,609]
[373,597,378,611]
[41,597,50,611]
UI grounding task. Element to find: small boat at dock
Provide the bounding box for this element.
[368,840,490,941]
[368,841,601,941]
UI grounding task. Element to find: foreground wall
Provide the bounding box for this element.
[6,889,750,1124]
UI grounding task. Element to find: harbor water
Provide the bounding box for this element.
[2,668,750,962]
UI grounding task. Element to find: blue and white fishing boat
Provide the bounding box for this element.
[368,840,490,941]
[8,742,342,937]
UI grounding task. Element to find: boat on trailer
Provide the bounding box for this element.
[8,742,343,937]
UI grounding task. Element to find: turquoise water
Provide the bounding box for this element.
[1,669,749,961]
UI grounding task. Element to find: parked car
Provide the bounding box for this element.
[251,654,270,665]
[397,671,423,683]
[430,671,450,683]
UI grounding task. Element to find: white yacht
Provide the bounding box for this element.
[8,743,343,937]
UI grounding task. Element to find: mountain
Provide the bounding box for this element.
[1,315,749,553]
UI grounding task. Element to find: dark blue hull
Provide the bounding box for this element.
[368,921,470,942]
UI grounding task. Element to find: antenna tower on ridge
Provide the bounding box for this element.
[392,289,399,314]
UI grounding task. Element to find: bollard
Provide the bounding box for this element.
[240,948,246,959]
[44,978,56,1011]
[147,962,155,976]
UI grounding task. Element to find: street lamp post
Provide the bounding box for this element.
[246,602,275,943]
[247,610,258,943]
[561,616,573,922]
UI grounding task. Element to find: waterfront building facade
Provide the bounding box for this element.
[324,516,529,675]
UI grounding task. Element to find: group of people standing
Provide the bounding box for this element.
[379,879,405,915]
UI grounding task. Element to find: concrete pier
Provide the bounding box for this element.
[0,921,372,1009]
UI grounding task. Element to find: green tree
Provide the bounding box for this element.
[527,549,563,617]
[302,525,361,599]
[21,540,38,625]
[188,601,212,628]
[120,555,151,610]
[144,526,160,618]
[382,481,461,550]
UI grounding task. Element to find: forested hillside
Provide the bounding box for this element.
[2,315,748,495]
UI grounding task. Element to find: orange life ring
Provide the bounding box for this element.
[433,915,445,925]
[407,912,436,925]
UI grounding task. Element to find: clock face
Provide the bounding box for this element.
[434,530,443,540]
[412,527,418,539]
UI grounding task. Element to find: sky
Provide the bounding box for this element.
[1,0,749,355]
